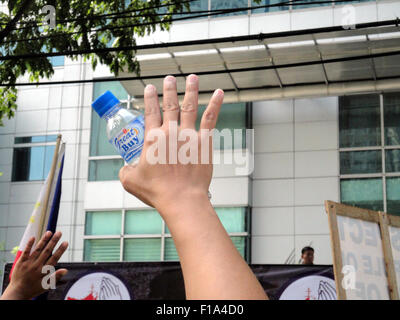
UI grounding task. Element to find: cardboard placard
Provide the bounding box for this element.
[325,201,399,300]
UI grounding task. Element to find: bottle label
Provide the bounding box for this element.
[110,115,145,163]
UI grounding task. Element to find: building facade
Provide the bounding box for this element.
[1,0,400,283]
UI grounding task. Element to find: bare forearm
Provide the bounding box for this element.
[160,192,268,300]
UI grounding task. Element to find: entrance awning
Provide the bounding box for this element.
[117,20,400,106]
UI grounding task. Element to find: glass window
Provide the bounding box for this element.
[124,238,161,261]
[83,207,249,262]
[14,135,58,144]
[340,178,383,211]
[88,159,124,181]
[384,93,400,146]
[293,0,332,10]
[340,150,381,175]
[339,92,400,215]
[84,239,120,262]
[211,0,249,17]
[49,56,65,67]
[339,94,381,148]
[231,236,246,257]
[386,177,400,215]
[12,142,56,182]
[195,102,247,149]
[385,150,400,173]
[125,210,162,235]
[93,81,128,101]
[251,0,289,13]
[173,0,209,19]
[164,238,179,261]
[85,211,121,236]
[216,207,246,233]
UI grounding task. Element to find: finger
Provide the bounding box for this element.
[162,76,180,127]
[199,89,224,130]
[30,231,52,260]
[20,237,35,261]
[144,84,161,130]
[180,74,199,129]
[37,231,62,264]
[55,268,68,283]
[46,241,68,266]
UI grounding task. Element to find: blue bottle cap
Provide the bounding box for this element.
[92,90,120,118]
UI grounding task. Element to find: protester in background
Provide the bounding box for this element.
[301,246,315,265]
[0,231,68,300]
[119,74,268,300]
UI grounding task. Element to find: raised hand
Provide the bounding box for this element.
[0,231,68,300]
[119,74,224,217]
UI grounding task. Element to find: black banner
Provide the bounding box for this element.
[2,262,334,300]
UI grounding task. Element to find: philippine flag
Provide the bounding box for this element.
[9,141,65,279]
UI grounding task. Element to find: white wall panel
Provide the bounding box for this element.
[252,207,294,236]
[254,123,294,153]
[253,179,294,207]
[254,152,294,179]
[253,100,293,125]
[294,177,339,206]
[252,235,294,264]
[295,150,338,178]
[295,121,338,151]
[294,206,329,235]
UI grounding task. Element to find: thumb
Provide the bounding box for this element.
[55,268,68,283]
[119,164,138,192]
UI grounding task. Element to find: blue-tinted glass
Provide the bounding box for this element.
[211,0,249,17]
[93,81,128,101]
[49,56,65,67]
[43,145,56,179]
[294,0,332,10]
[88,159,124,181]
[339,94,381,148]
[251,0,288,13]
[125,210,162,235]
[84,239,120,262]
[340,150,381,175]
[231,236,246,258]
[216,207,246,233]
[340,178,383,211]
[164,238,179,261]
[384,93,400,146]
[195,103,247,149]
[124,238,161,261]
[85,211,122,235]
[173,0,209,19]
[15,135,57,144]
[385,150,400,173]
[28,146,45,180]
[386,177,400,216]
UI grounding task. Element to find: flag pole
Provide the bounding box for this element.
[37,134,62,240]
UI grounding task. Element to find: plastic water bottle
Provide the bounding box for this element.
[92,91,145,164]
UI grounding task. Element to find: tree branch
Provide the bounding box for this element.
[0,0,34,42]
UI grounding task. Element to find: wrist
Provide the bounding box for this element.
[156,189,212,224]
[1,284,27,300]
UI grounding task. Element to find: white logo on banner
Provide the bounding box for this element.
[279,275,337,300]
[64,272,131,300]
